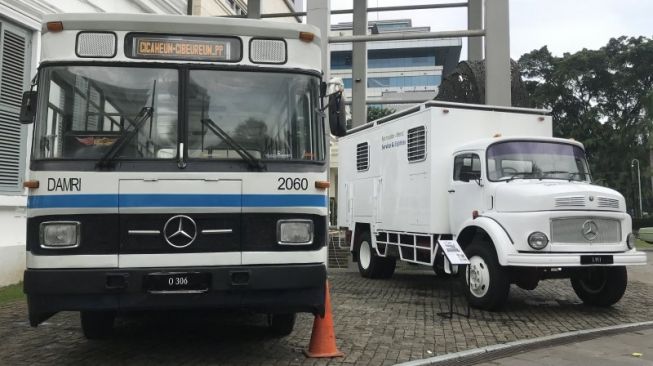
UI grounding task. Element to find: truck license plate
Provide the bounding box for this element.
[146,272,210,293]
[580,255,614,265]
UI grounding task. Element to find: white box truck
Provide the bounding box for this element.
[337,101,647,310]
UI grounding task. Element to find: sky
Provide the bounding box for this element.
[329,0,653,59]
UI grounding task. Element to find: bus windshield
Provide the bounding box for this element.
[487,141,592,182]
[33,66,325,162]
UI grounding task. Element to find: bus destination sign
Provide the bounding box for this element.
[129,35,241,62]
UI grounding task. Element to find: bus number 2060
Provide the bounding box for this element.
[277,177,309,190]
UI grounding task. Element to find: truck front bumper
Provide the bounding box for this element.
[24,263,326,327]
[505,250,647,267]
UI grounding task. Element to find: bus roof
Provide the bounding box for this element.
[42,13,321,42]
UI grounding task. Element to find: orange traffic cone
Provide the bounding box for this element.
[304,281,344,358]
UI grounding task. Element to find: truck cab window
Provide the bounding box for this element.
[453,153,481,182]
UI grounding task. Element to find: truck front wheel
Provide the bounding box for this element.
[357,232,396,279]
[570,266,627,307]
[464,243,510,311]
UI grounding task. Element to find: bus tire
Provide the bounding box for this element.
[464,243,510,311]
[269,313,296,336]
[356,232,394,278]
[80,311,115,340]
[571,266,627,307]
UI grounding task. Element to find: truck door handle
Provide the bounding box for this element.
[448,190,455,193]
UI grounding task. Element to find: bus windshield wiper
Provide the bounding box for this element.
[201,118,266,171]
[96,106,153,169]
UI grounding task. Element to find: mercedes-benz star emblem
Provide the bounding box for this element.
[163,215,197,248]
[581,220,599,241]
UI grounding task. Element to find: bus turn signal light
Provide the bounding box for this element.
[299,32,315,42]
[315,181,330,189]
[23,180,40,189]
[46,21,64,33]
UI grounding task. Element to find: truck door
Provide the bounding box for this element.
[448,153,483,233]
[117,179,242,268]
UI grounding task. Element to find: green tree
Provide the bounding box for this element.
[518,37,653,214]
[367,106,395,122]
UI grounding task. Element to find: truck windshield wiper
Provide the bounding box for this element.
[96,106,153,169]
[500,172,533,182]
[201,118,266,171]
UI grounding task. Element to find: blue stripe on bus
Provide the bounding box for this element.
[27,194,327,209]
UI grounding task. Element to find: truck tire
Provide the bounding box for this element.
[570,266,627,307]
[464,243,510,311]
[269,313,296,336]
[80,311,115,340]
[357,232,396,279]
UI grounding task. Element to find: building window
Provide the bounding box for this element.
[340,75,441,90]
[0,21,30,192]
[407,126,426,162]
[356,142,369,172]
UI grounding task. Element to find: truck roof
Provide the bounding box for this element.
[42,13,321,41]
[454,136,585,152]
[346,101,551,136]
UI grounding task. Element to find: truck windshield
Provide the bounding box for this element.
[32,66,325,163]
[33,66,178,160]
[487,141,591,182]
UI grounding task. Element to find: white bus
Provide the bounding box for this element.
[20,13,346,339]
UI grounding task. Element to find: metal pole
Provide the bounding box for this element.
[484,0,511,106]
[186,0,192,15]
[247,0,261,18]
[467,0,483,60]
[258,2,468,19]
[632,159,643,217]
[307,0,330,83]
[330,29,484,43]
[351,0,368,128]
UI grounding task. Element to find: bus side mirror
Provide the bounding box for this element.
[328,92,347,137]
[19,91,37,124]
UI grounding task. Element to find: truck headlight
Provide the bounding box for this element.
[627,233,636,249]
[528,231,549,250]
[40,221,80,248]
[277,220,313,245]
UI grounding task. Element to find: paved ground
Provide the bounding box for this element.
[1,256,652,365]
[477,327,653,366]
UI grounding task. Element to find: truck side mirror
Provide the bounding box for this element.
[328,91,347,137]
[19,91,37,124]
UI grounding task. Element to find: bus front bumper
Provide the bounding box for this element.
[23,263,326,327]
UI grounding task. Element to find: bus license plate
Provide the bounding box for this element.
[580,255,614,265]
[147,272,210,293]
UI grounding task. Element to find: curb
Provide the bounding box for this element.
[395,320,653,366]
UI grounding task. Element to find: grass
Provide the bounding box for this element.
[0,282,24,305]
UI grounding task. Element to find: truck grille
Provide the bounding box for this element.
[550,217,621,244]
[597,197,619,209]
[555,196,585,208]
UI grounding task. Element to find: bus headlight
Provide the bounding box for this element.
[528,232,549,250]
[277,220,313,245]
[40,221,80,248]
[627,233,636,249]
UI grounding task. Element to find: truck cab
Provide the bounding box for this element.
[450,137,644,309]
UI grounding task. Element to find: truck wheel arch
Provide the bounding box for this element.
[455,218,516,266]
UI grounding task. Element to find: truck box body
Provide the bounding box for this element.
[337,103,552,234]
